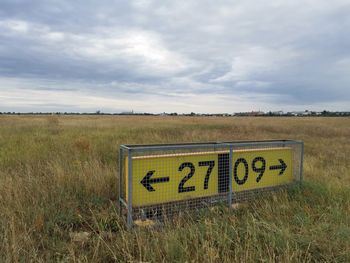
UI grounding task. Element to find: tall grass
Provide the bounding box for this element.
[0,115,349,262]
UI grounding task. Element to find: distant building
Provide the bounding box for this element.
[271,111,284,115]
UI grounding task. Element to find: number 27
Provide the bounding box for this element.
[178,161,215,193]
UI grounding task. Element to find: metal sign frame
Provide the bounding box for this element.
[119,140,304,228]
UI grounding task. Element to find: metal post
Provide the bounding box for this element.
[118,147,123,216]
[228,146,233,207]
[127,149,133,228]
[299,141,304,185]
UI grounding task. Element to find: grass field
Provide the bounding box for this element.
[0,115,349,262]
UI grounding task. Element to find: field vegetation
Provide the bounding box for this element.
[0,115,349,262]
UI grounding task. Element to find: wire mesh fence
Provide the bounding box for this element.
[119,140,303,227]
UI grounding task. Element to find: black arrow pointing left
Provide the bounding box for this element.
[141,170,170,192]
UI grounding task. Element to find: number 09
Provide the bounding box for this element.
[233,157,266,185]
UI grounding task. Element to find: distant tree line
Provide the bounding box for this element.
[0,110,349,117]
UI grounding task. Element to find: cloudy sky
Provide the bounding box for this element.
[0,0,349,113]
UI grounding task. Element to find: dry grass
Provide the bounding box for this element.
[0,115,349,262]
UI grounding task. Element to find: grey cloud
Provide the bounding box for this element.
[0,0,349,112]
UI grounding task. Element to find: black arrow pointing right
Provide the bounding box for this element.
[269,159,287,175]
[140,170,170,192]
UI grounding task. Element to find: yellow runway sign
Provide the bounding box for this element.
[126,148,293,206]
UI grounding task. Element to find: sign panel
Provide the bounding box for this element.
[232,148,293,192]
[126,151,223,206]
[126,148,293,206]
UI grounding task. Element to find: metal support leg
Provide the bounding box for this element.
[118,147,123,217]
[299,142,304,186]
[127,149,133,228]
